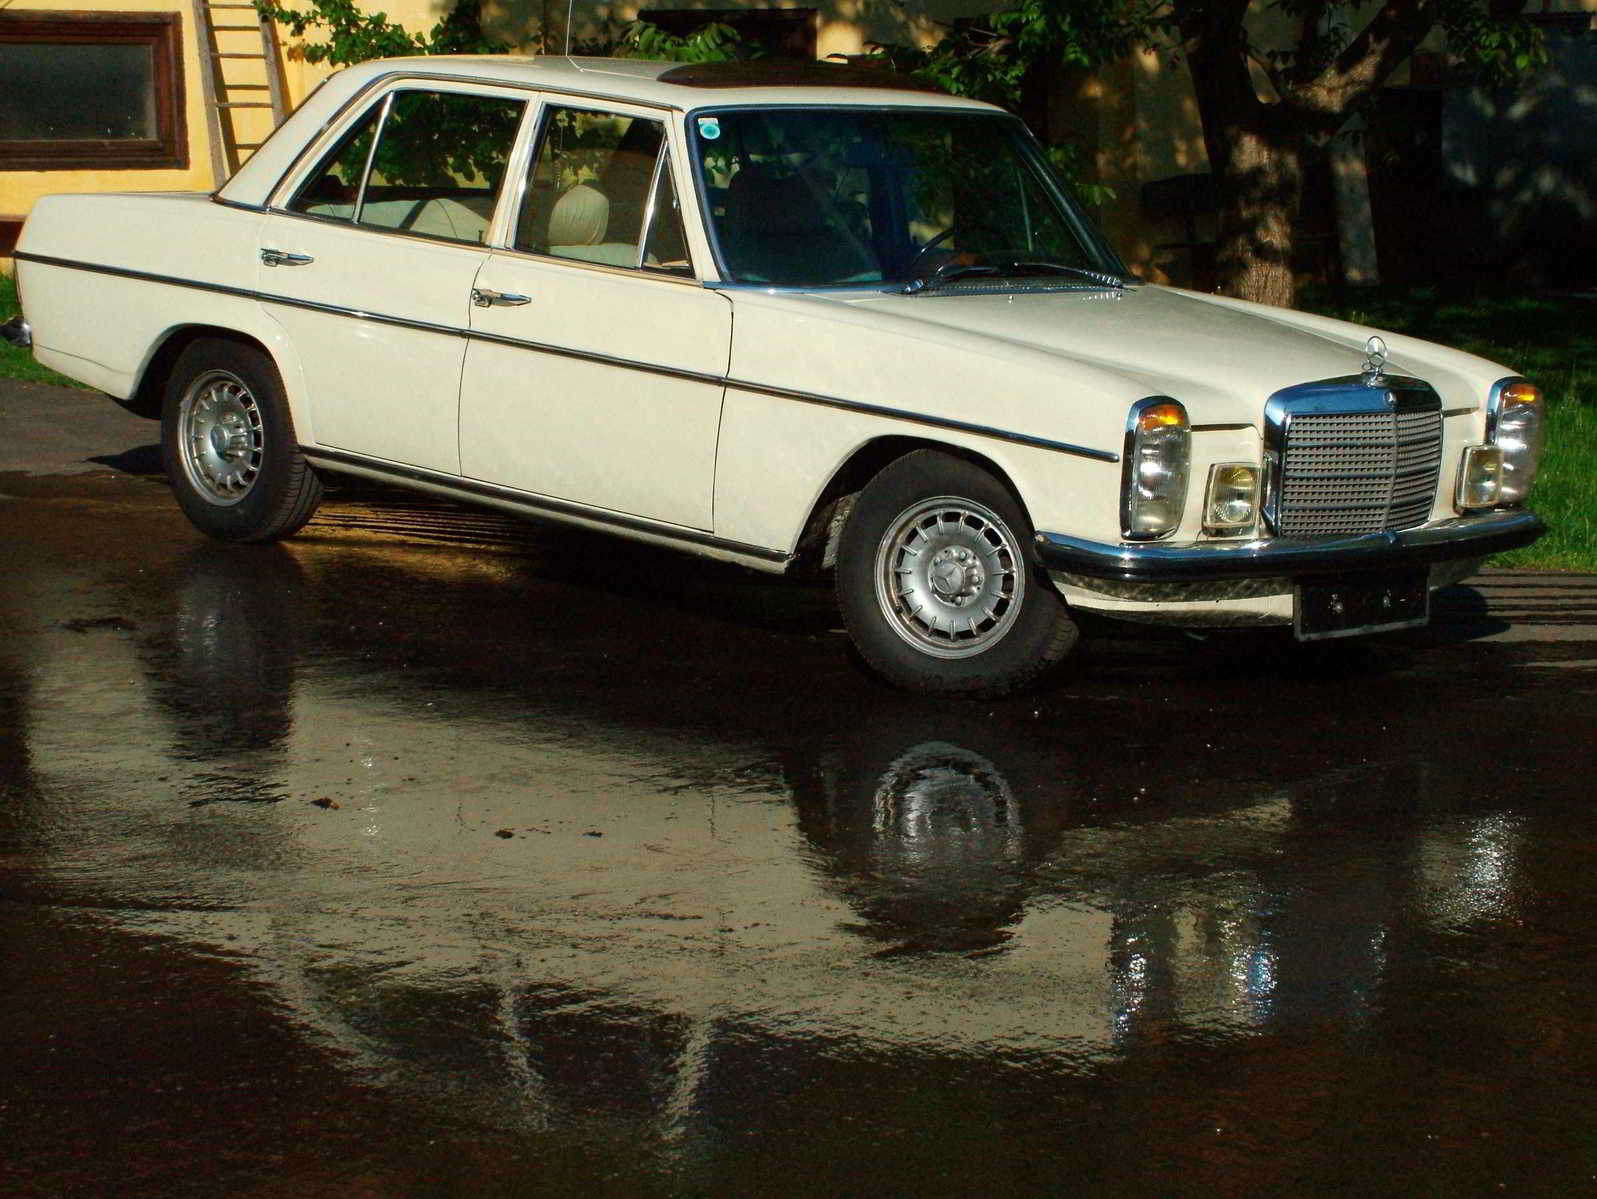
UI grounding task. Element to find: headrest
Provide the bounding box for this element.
[548,184,609,246]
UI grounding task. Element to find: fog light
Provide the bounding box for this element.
[1456,445,1504,510]
[1203,463,1259,534]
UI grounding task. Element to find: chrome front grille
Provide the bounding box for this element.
[1265,377,1444,538]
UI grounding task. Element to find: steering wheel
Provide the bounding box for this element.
[905,227,957,273]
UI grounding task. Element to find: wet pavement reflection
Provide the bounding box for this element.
[2,473,1596,1197]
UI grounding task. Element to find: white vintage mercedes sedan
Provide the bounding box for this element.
[5,56,1547,693]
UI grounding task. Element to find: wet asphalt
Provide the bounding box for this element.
[2,380,1596,1198]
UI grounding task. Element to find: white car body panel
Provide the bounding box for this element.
[462,257,730,531]
[255,212,485,474]
[8,54,1545,672]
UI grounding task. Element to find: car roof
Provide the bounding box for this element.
[218,55,1000,207]
[334,54,989,111]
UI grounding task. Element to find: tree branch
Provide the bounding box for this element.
[1247,47,1287,98]
[1292,0,1330,85]
[1291,0,1443,120]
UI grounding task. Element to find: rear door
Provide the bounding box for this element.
[256,83,528,473]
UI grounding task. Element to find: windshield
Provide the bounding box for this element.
[688,107,1122,290]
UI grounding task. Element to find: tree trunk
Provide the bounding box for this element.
[1181,8,1308,308]
[1210,123,1302,308]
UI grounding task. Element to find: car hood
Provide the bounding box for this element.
[834,283,1443,420]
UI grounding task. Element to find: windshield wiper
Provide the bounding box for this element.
[900,260,1129,295]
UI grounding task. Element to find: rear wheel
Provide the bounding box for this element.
[162,339,322,542]
[835,450,1078,695]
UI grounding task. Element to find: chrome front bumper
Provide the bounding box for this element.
[1,316,31,349]
[1035,510,1545,584]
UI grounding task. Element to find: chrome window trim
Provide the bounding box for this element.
[247,207,513,256]
[509,100,696,277]
[275,86,535,249]
[1261,374,1441,536]
[12,251,1119,465]
[265,72,682,212]
[637,142,668,271]
[489,244,704,286]
[351,92,392,224]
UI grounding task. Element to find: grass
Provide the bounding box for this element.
[1304,288,1594,571]
[0,271,84,389]
[2,269,1588,568]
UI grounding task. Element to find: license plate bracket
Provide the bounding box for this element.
[1294,570,1430,641]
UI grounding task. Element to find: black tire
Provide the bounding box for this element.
[161,338,323,543]
[835,450,1078,696]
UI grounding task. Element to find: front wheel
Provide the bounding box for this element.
[162,338,323,543]
[835,450,1078,696]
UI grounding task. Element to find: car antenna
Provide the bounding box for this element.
[563,0,574,59]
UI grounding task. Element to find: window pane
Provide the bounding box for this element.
[0,43,155,141]
[359,91,525,244]
[695,108,1101,287]
[516,107,668,270]
[286,100,384,220]
[641,162,692,276]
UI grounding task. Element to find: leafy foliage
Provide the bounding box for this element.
[253,0,514,66]
[253,0,751,66]
[868,0,1549,299]
[863,1,1140,204]
[1438,2,1549,84]
[600,19,750,64]
[868,0,1139,114]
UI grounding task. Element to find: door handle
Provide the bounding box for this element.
[471,288,531,308]
[261,248,314,267]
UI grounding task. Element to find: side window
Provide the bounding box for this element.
[514,106,692,276]
[287,89,525,245]
[287,100,381,220]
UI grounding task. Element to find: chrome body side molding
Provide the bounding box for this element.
[300,446,794,572]
[1034,509,1546,583]
[13,251,1120,465]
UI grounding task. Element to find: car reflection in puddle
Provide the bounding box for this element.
[5,502,1586,1194]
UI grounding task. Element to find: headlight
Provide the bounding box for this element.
[1202,463,1260,534]
[1488,379,1544,506]
[1121,398,1189,539]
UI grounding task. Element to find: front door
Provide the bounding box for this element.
[459,101,730,531]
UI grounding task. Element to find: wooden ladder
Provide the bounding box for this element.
[190,0,290,186]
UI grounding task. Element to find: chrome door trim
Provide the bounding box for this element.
[14,251,1122,464]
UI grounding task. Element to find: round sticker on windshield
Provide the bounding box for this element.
[697,117,721,141]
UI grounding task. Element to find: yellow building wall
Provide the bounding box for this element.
[1,0,220,222]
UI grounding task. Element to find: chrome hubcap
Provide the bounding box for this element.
[179,371,262,505]
[875,497,1025,659]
